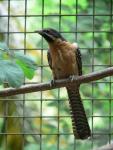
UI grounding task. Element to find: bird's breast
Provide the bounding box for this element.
[50,42,79,79]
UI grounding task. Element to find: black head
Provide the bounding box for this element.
[35,28,66,43]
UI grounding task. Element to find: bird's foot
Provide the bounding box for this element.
[69,75,77,82]
[50,79,56,87]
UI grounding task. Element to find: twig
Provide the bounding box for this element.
[0,67,113,97]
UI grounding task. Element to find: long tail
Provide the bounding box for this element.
[66,85,91,139]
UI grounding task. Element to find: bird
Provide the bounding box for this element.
[35,28,91,139]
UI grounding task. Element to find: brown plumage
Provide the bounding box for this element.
[35,28,91,139]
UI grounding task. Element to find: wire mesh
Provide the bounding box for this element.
[0,0,113,150]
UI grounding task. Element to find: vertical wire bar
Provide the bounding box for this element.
[23,0,27,149]
[109,0,112,143]
[75,0,77,42]
[5,1,10,149]
[92,0,95,148]
[74,0,78,149]
[40,0,44,149]
[7,0,10,47]
[57,0,61,149]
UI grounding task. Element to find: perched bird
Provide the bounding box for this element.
[35,28,91,139]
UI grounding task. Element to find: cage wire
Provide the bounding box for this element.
[0,0,113,150]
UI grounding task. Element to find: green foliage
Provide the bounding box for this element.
[78,0,88,9]
[0,0,3,3]
[15,52,37,79]
[0,42,9,51]
[24,144,40,150]
[0,60,24,87]
[0,42,37,87]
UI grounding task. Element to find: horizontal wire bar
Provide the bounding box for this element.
[0,133,112,135]
[6,47,113,50]
[0,31,112,34]
[0,98,113,100]
[0,14,113,17]
[8,64,110,68]
[0,99,112,102]
[0,115,112,118]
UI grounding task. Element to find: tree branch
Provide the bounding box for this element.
[0,67,113,97]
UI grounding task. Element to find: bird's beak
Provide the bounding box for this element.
[35,30,54,42]
[35,30,44,35]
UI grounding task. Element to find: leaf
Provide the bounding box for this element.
[24,144,40,150]
[0,51,3,59]
[14,52,37,79]
[16,59,35,79]
[78,0,88,9]
[0,60,24,88]
[0,42,13,59]
[0,42,9,51]
[61,0,75,7]
[0,43,37,80]
[15,52,37,70]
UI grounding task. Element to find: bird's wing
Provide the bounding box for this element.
[47,50,52,69]
[76,48,82,76]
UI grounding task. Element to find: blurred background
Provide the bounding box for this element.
[0,0,113,150]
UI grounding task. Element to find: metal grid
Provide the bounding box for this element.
[0,0,113,150]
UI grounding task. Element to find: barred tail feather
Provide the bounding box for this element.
[66,86,91,139]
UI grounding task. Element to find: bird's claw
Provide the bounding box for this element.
[69,75,76,82]
[50,79,56,86]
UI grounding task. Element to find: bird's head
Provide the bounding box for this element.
[35,28,66,43]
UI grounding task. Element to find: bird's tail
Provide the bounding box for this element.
[66,85,91,139]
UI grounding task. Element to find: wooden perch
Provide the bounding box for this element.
[0,66,113,97]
